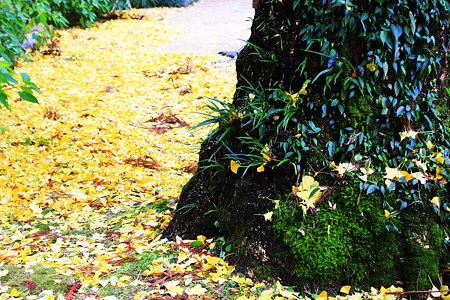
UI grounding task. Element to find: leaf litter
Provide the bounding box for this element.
[0,7,420,300]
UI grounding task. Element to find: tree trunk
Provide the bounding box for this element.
[163,0,450,291]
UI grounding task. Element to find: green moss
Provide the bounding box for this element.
[348,97,373,121]
[1,265,71,296]
[273,183,401,289]
[435,97,450,131]
[401,205,445,290]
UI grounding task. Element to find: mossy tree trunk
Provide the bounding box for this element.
[163,0,450,291]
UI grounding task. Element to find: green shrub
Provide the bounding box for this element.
[47,0,114,28]
[0,60,40,111]
[0,0,46,113]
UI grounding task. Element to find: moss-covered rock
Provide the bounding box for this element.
[273,184,401,290]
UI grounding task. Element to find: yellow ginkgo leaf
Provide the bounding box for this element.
[196,235,206,243]
[10,288,21,297]
[332,162,356,176]
[415,160,428,172]
[441,293,450,300]
[261,144,272,161]
[230,160,240,174]
[185,284,207,296]
[384,210,391,218]
[431,197,440,211]
[300,175,318,190]
[262,211,273,222]
[384,167,404,180]
[257,164,265,173]
[340,285,351,295]
[399,130,419,141]
[317,290,328,300]
[435,152,445,164]
[400,170,413,182]
[410,172,427,184]
[433,167,444,180]
[358,174,368,182]
[360,167,375,175]
[297,190,312,201]
[431,284,441,298]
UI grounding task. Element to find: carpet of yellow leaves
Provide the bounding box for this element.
[0,8,245,299]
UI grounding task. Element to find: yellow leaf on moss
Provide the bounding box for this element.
[317,290,328,300]
[340,285,351,295]
[299,175,319,191]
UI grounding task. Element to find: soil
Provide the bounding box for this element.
[160,0,255,54]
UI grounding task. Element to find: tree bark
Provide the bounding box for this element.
[163,0,450,290]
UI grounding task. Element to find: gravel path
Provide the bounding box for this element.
[160,0,254,54]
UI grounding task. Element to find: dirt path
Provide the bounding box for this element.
[160,0,254,54]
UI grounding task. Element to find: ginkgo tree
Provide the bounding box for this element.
[164,0,450,292]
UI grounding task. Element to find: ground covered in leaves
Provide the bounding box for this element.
[0,8,418,300]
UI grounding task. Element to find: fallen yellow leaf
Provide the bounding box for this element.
[231,160,240,174]
[10,288,21,297]
[317,290,328,300]
[340,285,352,295]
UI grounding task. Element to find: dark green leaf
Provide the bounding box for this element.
[18,91,39,104]
[0,93,10,110]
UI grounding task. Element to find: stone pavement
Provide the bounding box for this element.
[160,0,254,54]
